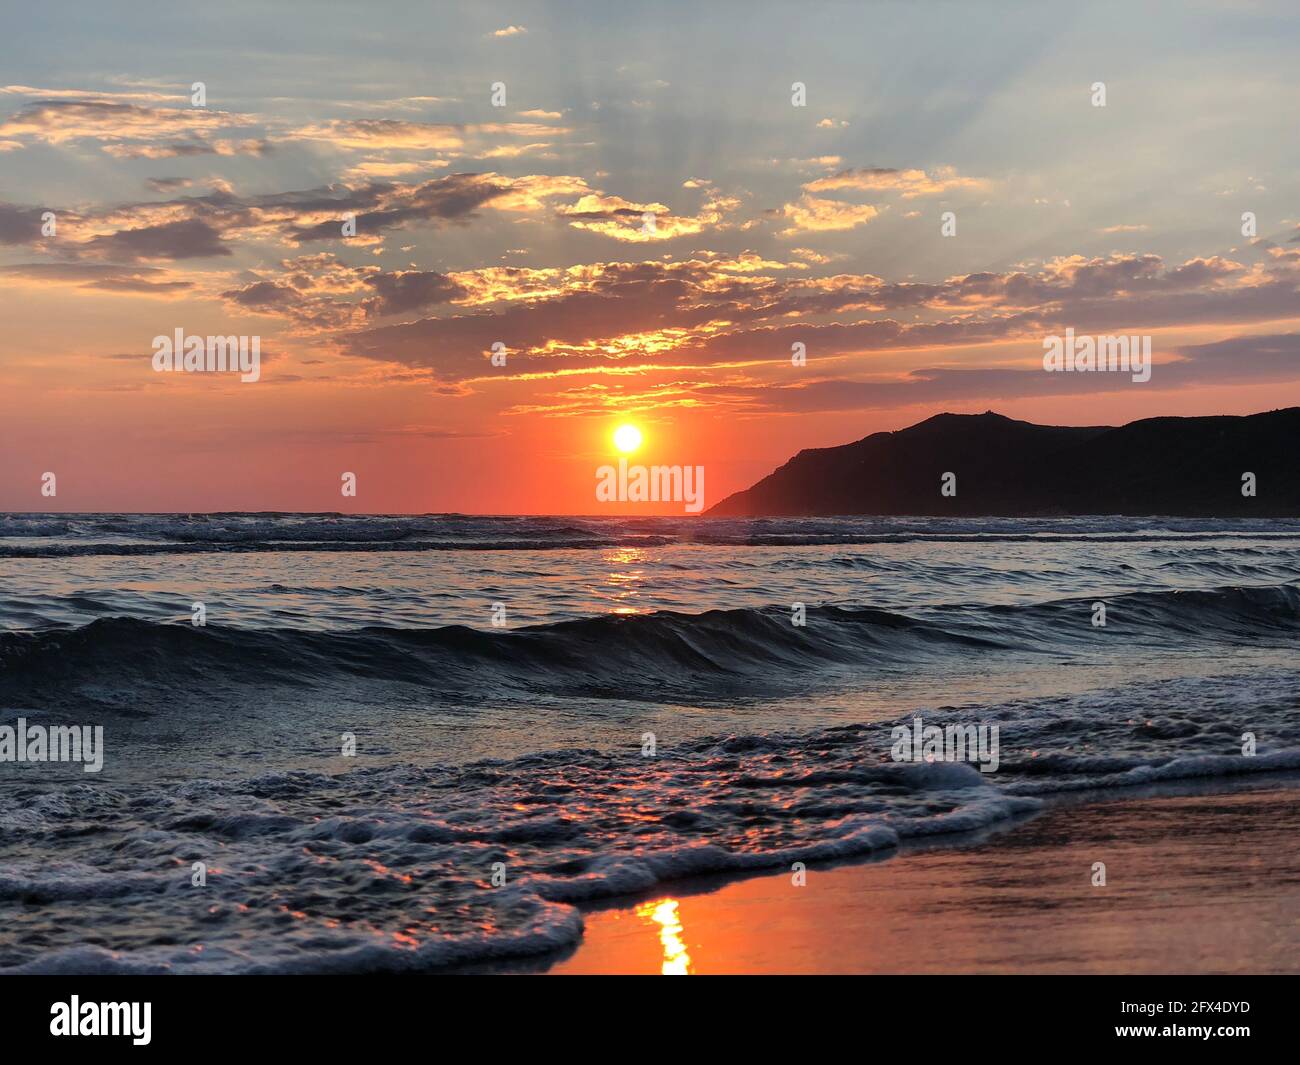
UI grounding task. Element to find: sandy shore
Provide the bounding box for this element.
[500,780,1300,974]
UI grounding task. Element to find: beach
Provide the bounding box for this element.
[529,783,1300,975]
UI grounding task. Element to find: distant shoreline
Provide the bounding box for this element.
[709,408,1300,518]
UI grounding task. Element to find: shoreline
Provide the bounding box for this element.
[472,777,1300,975]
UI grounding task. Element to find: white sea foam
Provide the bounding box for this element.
[3,671,1297,973]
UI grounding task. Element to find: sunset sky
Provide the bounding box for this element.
[1,1,1297,513]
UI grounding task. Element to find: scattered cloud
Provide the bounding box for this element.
[776,195,879,236]
[803,166,988,199]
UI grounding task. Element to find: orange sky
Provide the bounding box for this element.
[2,5,1298,513]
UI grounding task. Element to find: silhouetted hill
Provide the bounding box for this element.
[707,409,1300,517]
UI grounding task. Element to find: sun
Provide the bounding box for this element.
[613,424,642,454]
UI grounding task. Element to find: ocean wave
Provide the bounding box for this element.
[8,531,1300,558]
[0,733,1043,973]
[2,585,1296,711]
[4,512,1300,557]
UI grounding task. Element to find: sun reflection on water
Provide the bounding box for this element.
[603,547,648,614]
[636,898,692,975]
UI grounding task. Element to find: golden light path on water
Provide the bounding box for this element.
[636,899,693,975]
[602,546,648,614]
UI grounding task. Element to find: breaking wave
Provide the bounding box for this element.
[4,670,1298,974]
[2,585,1295,710]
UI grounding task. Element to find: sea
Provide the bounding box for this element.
[1,512,1297,972]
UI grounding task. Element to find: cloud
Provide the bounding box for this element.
[774,165,984,236]
[0,262,193,294]
[322,249,1300,389]
[222,280,304,310]
[80,217,231,260]
[84,276,195,293]
[361,270,466,317]
[7,172,598,273]
[102,138,270,159]
[290,119,466,152]
[490,26,528,37]
[776,195,879,236]
[712,332,1300,414]
[519,330,1300,420]
[342,158,450,180]
[0,203,49,244]
[1,84,181,103]
[286,118,569,155]
[340,256,768,374]
[0,99,251,151]
[559,187,738,241]
[474,141,554,159]
[777,155,842,169]
[281,173,514,242]
[485,173,591,212]
[218,253,378,328]
[790,247,844,264]
[803,166,987,199]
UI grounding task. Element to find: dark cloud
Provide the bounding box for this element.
[81,218,230,260]
[0,202,49,244]
[361,270,466,316]
[1176,331,1300,376]
[0,262,191,291]
[345,269,719,372]
[0,171,580,266]
[83,277,194,293]
[104,139,270,159]
[1,262,161,280]
[283,174,510,243]
[706,332,1300,414]
[221,280,303,309]
[332,251,1298,383]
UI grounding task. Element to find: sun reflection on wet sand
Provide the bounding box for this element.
[636,898,692,975]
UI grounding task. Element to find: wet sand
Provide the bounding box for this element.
[530,783,1300,974]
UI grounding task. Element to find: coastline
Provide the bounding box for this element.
[481,779,1300,975]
